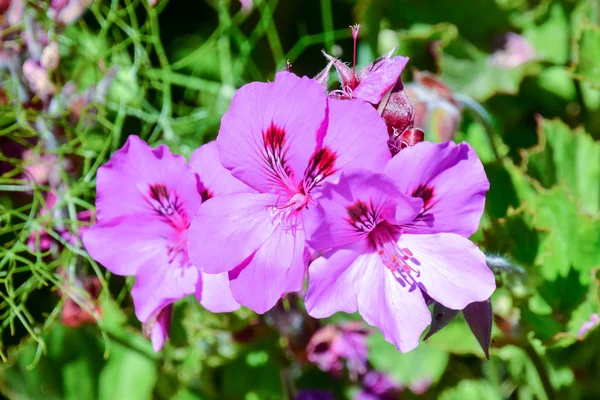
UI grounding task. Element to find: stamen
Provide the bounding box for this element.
[267,193,309,233]
[370,223,418,276]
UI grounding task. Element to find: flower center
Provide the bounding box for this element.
[268,192,310,232]
[369,223,419,276]
[144,183,189,232]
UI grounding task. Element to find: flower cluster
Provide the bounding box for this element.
[84,31,495,353]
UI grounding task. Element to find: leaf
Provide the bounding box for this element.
[367,332,449,389]
[439,380,502,400]
[98,338,157,400]
[573,24,600,87]
[531,186,600,281]
[525,117,600,215]
[522,2,570,65]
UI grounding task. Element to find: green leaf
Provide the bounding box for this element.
[439,379,502,400]
[573,24,600,87]
[531,186,600,281]
[525,117,600,215]
[98,338,157,400]
[368,332,449,390]
[523,3,570,65]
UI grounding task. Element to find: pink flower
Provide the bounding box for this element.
[83,136,246,351]
[321,27,408,106]
[317,26,420,155]
[355,371,403,400]
[489,33,537,69]
[578,313,599,339]
[305,141,495,352]
[307,322,370,381]
[188,72,391,314]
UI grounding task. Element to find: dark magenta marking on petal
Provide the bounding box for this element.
[200,188,213,202]
[411,184,434,209]
[303,147,337,191]
[147,183,188,231]
[346,200,377,233]
[261,122,294,188]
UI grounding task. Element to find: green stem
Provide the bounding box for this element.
[455,93,502,165]
[524,344,556,400]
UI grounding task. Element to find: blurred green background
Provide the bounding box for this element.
[1,0,599,399]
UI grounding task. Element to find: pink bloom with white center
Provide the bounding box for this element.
[305,141,495,352]
[187,71,391,314]
[83,136,246,351]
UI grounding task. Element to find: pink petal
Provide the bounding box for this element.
[385,141,489,237]
[146,305,173,352]
[82,215,175,276]
[356,252,431,352]
[96,136,200,223]
[217,72,326,194]
[228,224,306,314]
[131,254,198,323]
[305,242,368,318]
[196,272,240,312]
[354,56,408,104]
[187,193,278,274]
[399,233,495,310]
[189,141,253,199]
[315,98,391,181]
[305,170,422,252]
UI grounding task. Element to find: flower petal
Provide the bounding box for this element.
[189,140,253,199]
[354,56,408,104]
[228,224,305,314]
[148,305,172,352]
[303,98,390,191]
[399,233,496,310]
[356,252,431,352]
[305,242,367,318]
[385,141,489,237]
[96,135,200,222]
[196,272,240,313]
[217,72,326,194]
[82,215,175,276]
[305,170,422,252]
[131,254,198,323]
[188,193,278,274]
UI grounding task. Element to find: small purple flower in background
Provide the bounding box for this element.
[355,371,403,400]
[239,0,253,12]
[405,71,462,143]
[307,321,370,381]
[305,141,495,351]
[83,136,245,351]
[188,71,391,314]
[28,191,59,252]
[489,33,537,69]
[296,389,335,400]
[578,313,599,339]
[49,0,93,25]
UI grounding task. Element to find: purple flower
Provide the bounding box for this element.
[83,136,246,351]
[355,371,403,400]
[317,26,419,155]
[296,390,335,400]
[305,141,495,352]
[188,71,391,314]
[307,321,370,380]
[489,33,537,69]
[578,313,599,339]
